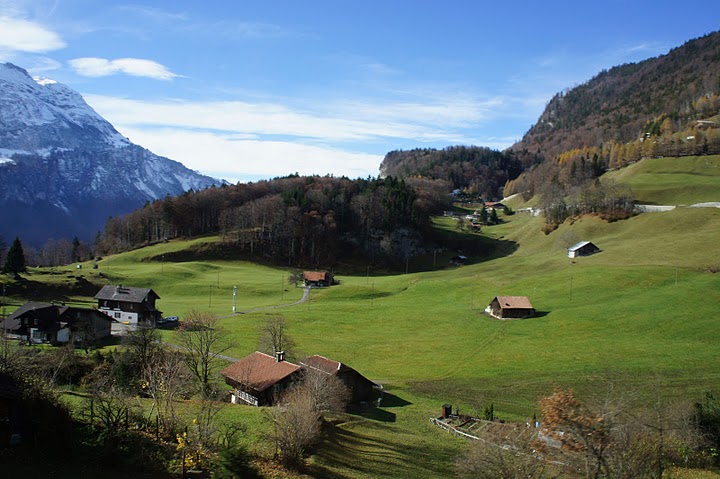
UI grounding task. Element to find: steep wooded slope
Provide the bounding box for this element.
[512,31,720,160]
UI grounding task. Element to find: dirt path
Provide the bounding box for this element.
[217,286,311,319]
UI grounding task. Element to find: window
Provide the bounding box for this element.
[114,312,122,319]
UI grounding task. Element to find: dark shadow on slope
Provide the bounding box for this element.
[309,421,455,479]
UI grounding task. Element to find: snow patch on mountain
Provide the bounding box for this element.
[0,62,224,245]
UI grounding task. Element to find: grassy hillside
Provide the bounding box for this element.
[3,158,720,478]
[604,155,720,205]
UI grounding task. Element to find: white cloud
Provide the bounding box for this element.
[118,127,382,182]
[81,91,510,181]
[69,57,178,80]
[0,16,65,52]
[84,94,486,143]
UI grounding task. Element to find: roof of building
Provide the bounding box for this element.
[94,285,159,303]
[220,351,301,393]
[2,302,112,333]
[303,271,329,282]
[568,241,595,252]
[494,296,534,310]
[300,355,343,375]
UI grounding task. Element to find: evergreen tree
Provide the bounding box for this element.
[479,207,488,225]
[489,208,499,225]
[71,236,81,262]
[3,237,27,277]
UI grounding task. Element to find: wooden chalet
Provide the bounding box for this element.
[2,302,112,345]
[567,241,600,258]
[220,351,302,406]
[303,271,333,287]
[486,296,535,319]
[300,355,377,403]
[484,201,505,210]
[94,285,162,324]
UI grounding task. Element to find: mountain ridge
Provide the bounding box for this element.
[511,30,720,160]
[0,62,221,246]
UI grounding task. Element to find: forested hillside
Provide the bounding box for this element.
[512,30,720,160]
[379,145,530,198]
[98,175,452,267]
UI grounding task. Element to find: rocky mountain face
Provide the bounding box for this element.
[0,63,219,246]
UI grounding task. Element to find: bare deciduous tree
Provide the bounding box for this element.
[84,367,138,430]
[258,314,295,359]
[267,387,321,468]
[143,348,191,435]
[456,438,549,479]
[176,310,230,397]
[123,323,161,370]
[300,366,350,413]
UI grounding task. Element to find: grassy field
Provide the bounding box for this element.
[3,155,720,478]
[603,154,720,205]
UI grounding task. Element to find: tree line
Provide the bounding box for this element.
[379,145,530,198]
[97,174,453,267]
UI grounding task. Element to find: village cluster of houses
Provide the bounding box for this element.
[0,245,603,410]
[0,284,161,345]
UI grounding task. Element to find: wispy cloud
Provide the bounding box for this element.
[116,127,383,182]
[84,93,488,143]
[81,91,499,180]
[115,5,188,22]
[69,57,179,80]
[0,15,65,52]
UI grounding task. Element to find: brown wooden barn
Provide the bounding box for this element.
[303,271,333,287]
[220,351,302,406]
[299,355,377,403]
[486,296,535,319]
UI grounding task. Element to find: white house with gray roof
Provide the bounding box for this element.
[94,285,162,325]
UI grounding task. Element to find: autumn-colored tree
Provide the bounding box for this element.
[539,389,614,478]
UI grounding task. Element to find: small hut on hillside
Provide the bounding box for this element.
[486,296,535,319]
[303,271,333,287]
[567,241,600,258]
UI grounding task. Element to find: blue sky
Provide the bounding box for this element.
[0,0,717,183]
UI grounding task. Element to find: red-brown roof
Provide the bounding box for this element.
[220,351,301,393]
[495,296,534,310]
[303,271,328,282]
[300,355,342,375]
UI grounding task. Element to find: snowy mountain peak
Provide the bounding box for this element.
[33,76,57,86]
[0,62,221,246]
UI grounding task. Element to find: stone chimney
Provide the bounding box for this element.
[275,350,285,362]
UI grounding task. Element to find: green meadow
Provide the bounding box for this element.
[4,155,720,478]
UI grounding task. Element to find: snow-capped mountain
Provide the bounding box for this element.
[0,62,220,246]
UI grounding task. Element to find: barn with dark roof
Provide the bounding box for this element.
[94,285,162,324]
